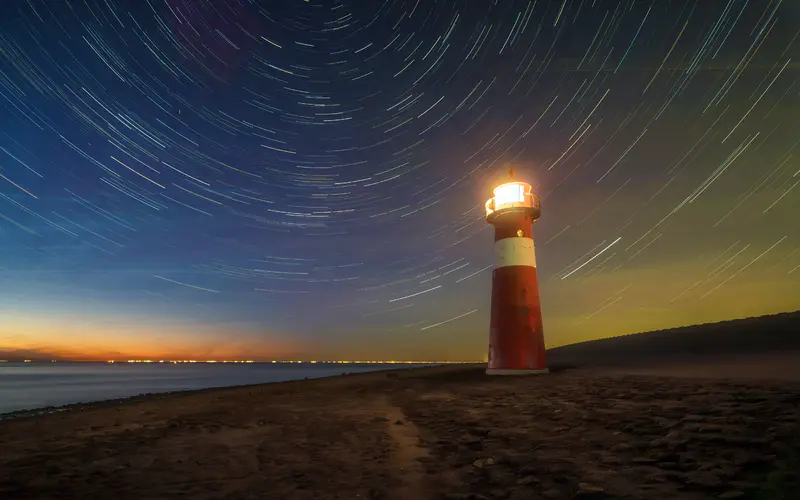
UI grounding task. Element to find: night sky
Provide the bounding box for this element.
[0,0,798,362]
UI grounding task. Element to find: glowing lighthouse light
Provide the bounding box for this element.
[491,182,526,208]
[484,169,548,375]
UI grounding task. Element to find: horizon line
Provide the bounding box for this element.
[1,359,485,364]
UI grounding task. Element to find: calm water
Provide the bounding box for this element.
[0,362,428,415]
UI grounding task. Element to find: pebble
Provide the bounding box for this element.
[610,443,634,453]
[573,483,611,498]
[578,483,604,493]
[542,487,562,499]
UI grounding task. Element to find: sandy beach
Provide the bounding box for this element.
[1,355,799,500]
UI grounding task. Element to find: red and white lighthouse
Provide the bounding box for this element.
[484,169,548,375]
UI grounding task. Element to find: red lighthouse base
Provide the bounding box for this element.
[487,265,548,374]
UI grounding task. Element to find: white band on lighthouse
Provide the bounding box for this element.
[494,237,537,268]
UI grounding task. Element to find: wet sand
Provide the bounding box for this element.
[1,355,799,499]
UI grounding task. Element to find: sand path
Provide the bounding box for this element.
[378,394,430,499]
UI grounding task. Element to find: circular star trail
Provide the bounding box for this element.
[0,0,798,361]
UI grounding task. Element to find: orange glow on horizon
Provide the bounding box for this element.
[0,310,304,362]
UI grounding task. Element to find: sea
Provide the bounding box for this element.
[0,362,431,416]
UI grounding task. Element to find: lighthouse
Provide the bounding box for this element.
[484,169,548,375]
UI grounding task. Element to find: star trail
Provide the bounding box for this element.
[0,0,797,361]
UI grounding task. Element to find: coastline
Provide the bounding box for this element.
[0,363,431,421]
[1,361,799,499]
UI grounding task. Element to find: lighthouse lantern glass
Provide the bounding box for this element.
[494,183,525,205]
[486,180,536,218]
